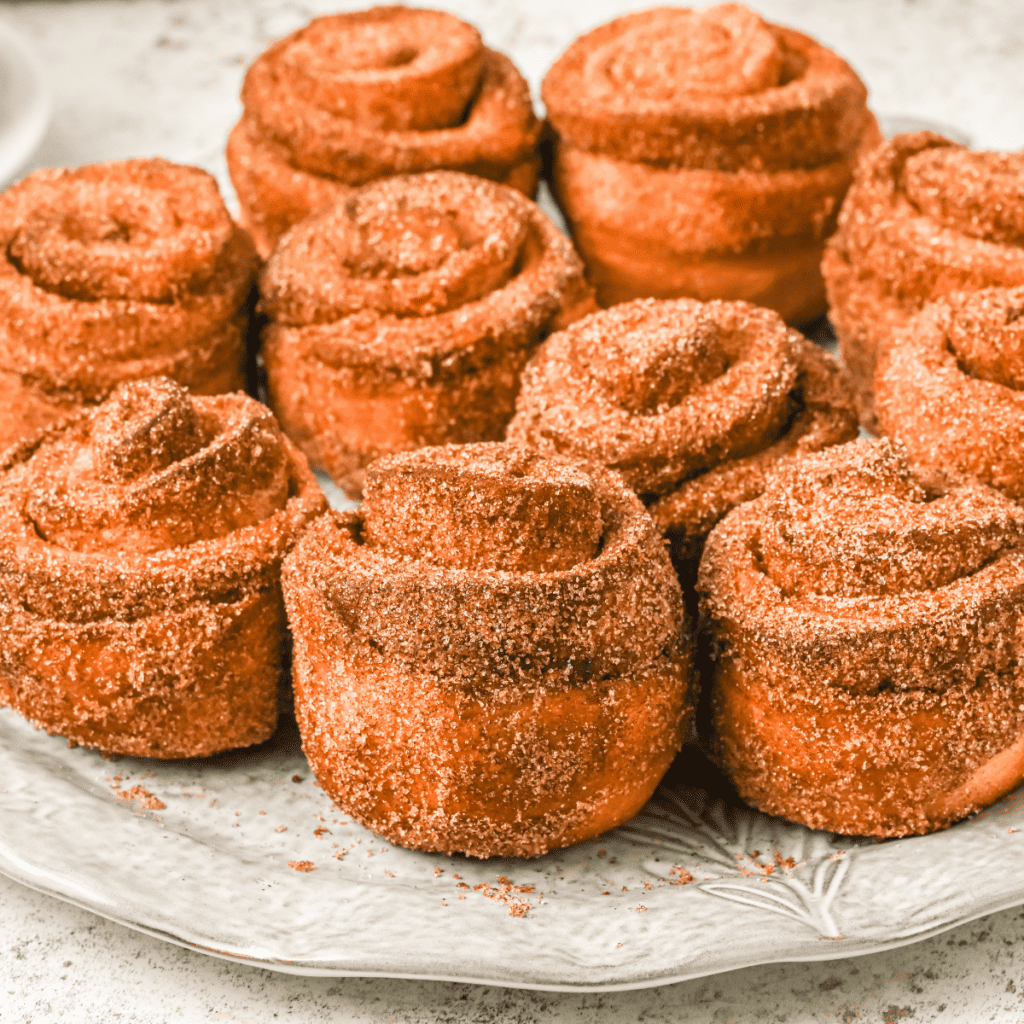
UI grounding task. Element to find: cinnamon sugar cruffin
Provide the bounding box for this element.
[0,158,257,451]
[283,442,693,858]
[0,377,325,757]
[507,297,857,569]
[700,439,1024,837]
[542,3,880,322]
[261,171,594,500]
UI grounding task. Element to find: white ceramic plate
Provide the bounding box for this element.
[3,694,1024,991]
[0,19,49,187]
[3,472,1023,991]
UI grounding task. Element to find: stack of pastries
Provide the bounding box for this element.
[227,5,542,256]
[3,0,1024,857]
[823,132,1024,426]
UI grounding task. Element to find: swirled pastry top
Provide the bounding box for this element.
[508,297,855,498]
[876,286,1024,499]
[260,172,587,375]
[699,439,1024,695]
[833,132,1024,301]
[0,159,257,400]
[0,377,325,621]
[240,6,540,184]
[290,442,685,686]
[541,3,873,171]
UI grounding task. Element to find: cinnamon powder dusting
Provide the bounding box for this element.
[108,777,165,812]
[473,875,536,918]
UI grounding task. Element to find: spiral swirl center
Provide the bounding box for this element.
[298,27,420,73]
[584,305,729,415]
[349,209,466,277]
[261,175,529,323]
[755,445,1024,599]
[270,9,484,133]
[92,378,206,483]
[598,5,782,99]
[362,446,604,573]
[903,149,1024,246]
[944,287,1024,390]
[11,194,173,301]
[4,160,234,304]
[19,379,292,554]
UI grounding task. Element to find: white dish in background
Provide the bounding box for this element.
[0,19,49,187]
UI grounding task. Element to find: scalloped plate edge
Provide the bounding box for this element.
[2,860,1021,992]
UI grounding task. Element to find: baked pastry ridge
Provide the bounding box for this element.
[542,2,881,323]
[0,158,257,452]
[282,442,693,858]
[876,285,1024,501]
[507,297,858,575]
[227,5,542,256]
[0,377,326,757]
[823,132,1024,426]
[261,170,596,500]
[699,438,1024,836]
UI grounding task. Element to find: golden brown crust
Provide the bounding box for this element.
[507,298,858,565]
[226,120,350,262]
[824,133,1024,425]
[282,442,693,858]
[261,171,596,499]
[542,3,880,322]
[228,7,542,257]
[699,439,1024,836]
[876,286,1024,500]
[0,377,326,757]
[0,159,257,449]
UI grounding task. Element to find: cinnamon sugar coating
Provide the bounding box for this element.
[542,3,880,323]
[227,5,542,257]
[823,133,1024,426]
[507,298,858,570]
[699,439,1024,836]
[0,158,258,450]
[876,286,1024,500]
[261,171,596,499]
[0,378,326,758]
[282,442,693,858]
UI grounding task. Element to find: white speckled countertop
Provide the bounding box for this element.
[2,1,1024,1021]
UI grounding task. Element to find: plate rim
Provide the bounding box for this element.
[4,704,1024,993]
[2,861,1023,992]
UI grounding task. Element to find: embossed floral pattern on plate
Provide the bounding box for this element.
[2,713,1023,991]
